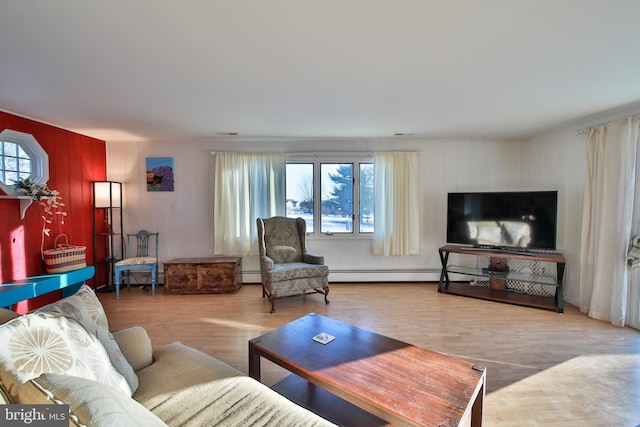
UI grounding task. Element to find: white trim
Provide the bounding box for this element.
[0,129,49,195]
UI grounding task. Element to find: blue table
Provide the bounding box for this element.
[0,266,95,310]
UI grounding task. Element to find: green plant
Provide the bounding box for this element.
[13,178,67,255]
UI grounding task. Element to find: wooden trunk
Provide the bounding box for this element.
[163,257,242,294]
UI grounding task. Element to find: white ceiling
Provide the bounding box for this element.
[1,1,640,142]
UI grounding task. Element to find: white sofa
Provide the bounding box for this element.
[0,285,336,427]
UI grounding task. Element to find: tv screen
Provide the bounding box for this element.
[446,191,558,250]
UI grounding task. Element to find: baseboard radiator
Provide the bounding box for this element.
[241,268,442,284]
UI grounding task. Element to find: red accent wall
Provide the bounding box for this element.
[0,111,106,313]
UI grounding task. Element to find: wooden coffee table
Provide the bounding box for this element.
[249,313,486,426]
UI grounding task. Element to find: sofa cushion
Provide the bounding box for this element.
[19,373,166,427]
[0,311,132,400]
[148,375,337,427]
[133,341,244,405]
[133,341,335,426]
[36,284,139,393]
[112,326,154,372]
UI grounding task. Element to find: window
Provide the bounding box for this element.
[286,157,374,235]
[359,163,374,232]
[286,163,314,232]
[0,129,49,195]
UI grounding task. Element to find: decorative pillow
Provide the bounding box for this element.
[21,373,166,427]
[0,311,132,400]
[36,285,139,393]
[0,308,19,325]
[268,245,299,263]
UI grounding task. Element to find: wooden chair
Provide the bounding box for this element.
[114,230,159,299]
[257,216,329,313]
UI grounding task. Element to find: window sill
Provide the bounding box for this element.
[308,233,373,241]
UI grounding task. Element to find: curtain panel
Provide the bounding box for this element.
[372,152,420,256]
[579,116,639,327]
[213,152,286,256]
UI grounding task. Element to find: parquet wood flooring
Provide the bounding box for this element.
[98,283,640,426]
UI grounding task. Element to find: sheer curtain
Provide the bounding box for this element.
[579,117,639,327]
[213,152,285,256]
[373,152,420,255]
[628,124,640,330]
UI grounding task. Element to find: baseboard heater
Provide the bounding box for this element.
[127,268,443,286]
[241,268,442,284]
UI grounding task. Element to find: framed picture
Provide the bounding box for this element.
[146,157,174,192]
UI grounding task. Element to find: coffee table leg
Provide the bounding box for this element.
[470,377,485,427]
[248,340,261,380]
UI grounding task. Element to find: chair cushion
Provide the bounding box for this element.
[116,257,157,266]
[269,245,300,263]
[20,374,166,427]
[266,263,329,282]
[263,217,304,263]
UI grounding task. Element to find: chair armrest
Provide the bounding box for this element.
[302,253,324,265]
[112,326,154,372]
[260,255,275,271]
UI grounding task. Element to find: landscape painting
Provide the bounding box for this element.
[146,157,174,192]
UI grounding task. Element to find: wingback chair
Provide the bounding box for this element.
[257,216,329,313]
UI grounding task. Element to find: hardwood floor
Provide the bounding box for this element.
[98,283,640,426]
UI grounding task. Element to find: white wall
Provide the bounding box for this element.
[106,135,585,302]
[519,129,586,305]
[106,100,640,309]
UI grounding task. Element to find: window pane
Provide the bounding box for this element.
[5,157,17,172]
[321,163,353,233]
[5,171,18,183]
[360,163,374,232]
[18,146,29,159]
[4,141,17,157]
[19,158,32,173]
[286,163,314,232]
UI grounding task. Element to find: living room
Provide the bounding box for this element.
[1,2,640,426]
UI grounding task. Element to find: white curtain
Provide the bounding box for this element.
[579,117,639,327]
[213,152,286,256]
[373,152,420,255]
[628,124,640,330]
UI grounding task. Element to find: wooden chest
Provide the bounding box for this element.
[163,257,242,294]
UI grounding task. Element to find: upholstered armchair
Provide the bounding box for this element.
[256,216,329,313]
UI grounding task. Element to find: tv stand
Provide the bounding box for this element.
[438,245,565,312]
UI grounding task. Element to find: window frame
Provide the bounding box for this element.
[0,129,49,195]
[286,154,373,239]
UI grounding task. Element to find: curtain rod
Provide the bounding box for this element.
[211,151,422,156]
[576,115,640,136]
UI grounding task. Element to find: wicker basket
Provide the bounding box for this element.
[43,234,87,273]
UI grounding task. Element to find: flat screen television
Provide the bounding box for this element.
[446,191,558,251]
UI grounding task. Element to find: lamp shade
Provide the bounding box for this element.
[93,181,122,208]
